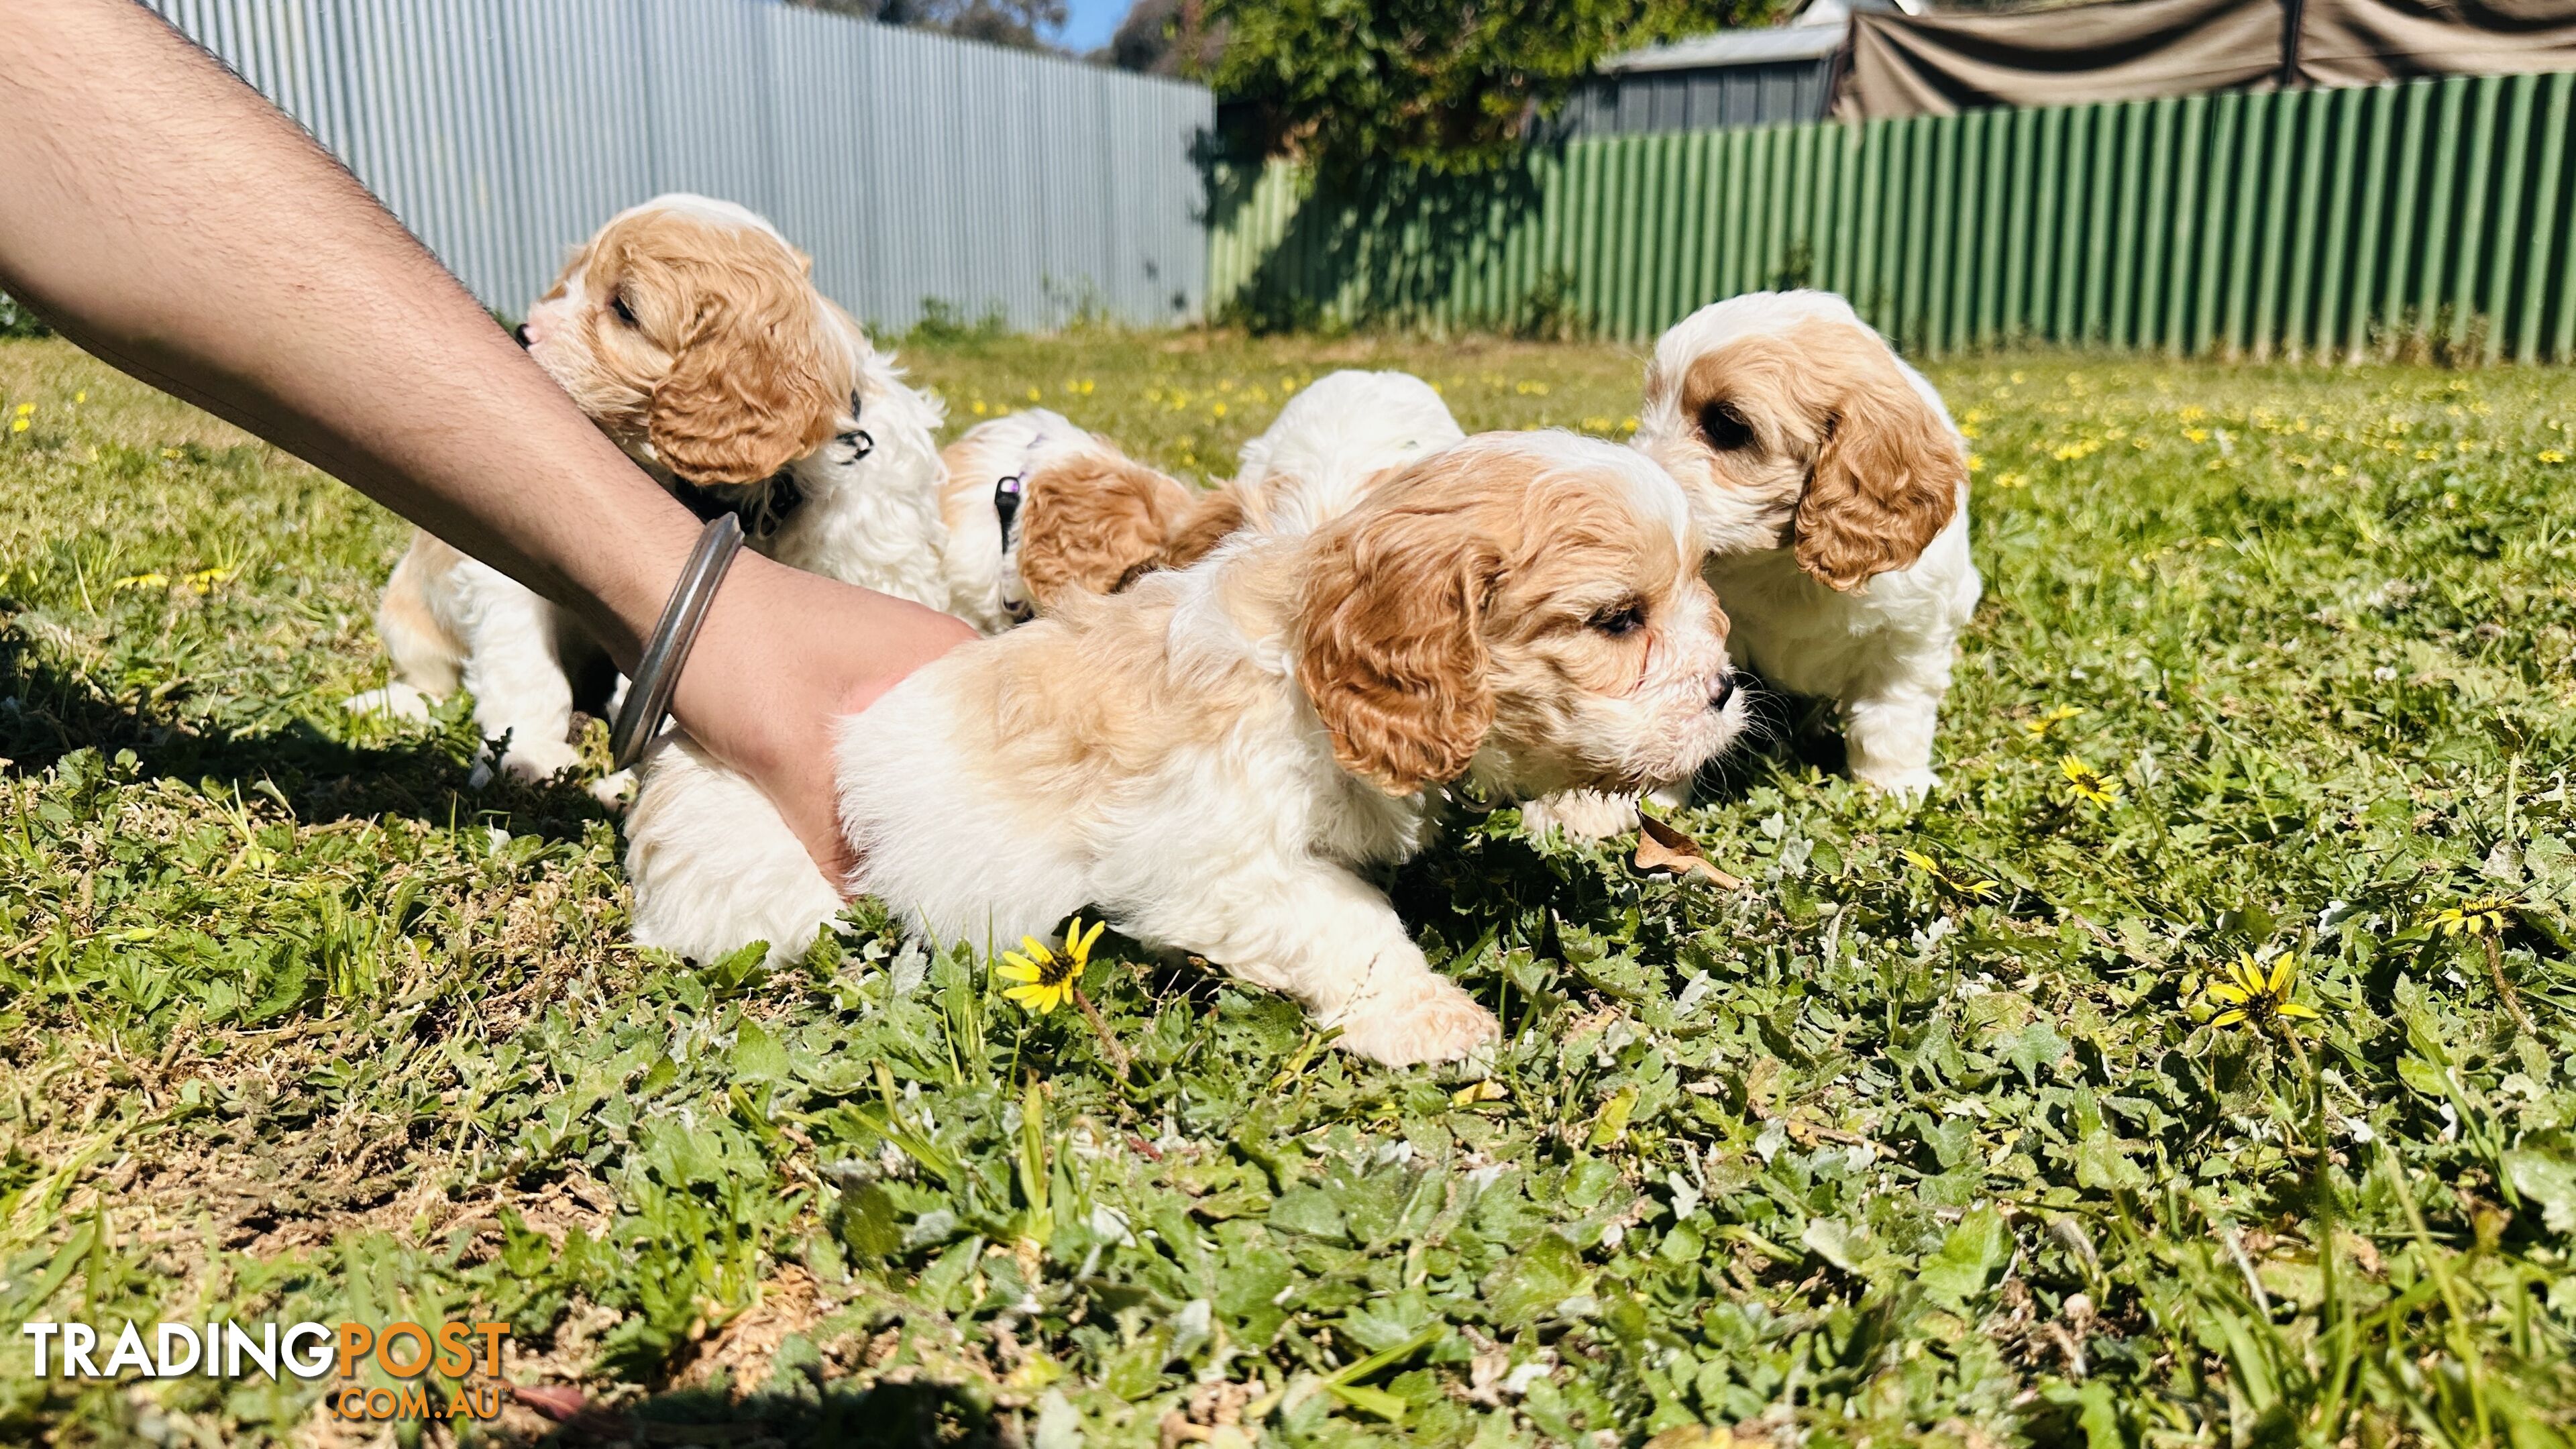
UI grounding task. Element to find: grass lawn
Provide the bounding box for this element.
[3,329,2574,1448]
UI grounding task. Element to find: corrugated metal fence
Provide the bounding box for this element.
[1209,70,2576,364]
[153,0,1215,333]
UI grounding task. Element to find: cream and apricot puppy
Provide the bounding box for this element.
[936,409,1210,632]
[932,370,1466,630]
[351,195,947,791]
[1532,291,1977,837]
[624,431,1747,1066]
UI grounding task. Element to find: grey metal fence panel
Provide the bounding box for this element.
[149,0,1214,333]
[1564,60,1836,138]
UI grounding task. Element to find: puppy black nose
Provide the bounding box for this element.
[1708,674,1734,711]
[512,323,532,347]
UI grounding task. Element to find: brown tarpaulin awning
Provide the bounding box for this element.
[1834,0,2576,117]
[2300,0,2576,86]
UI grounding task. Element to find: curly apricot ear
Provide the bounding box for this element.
[1293,503,1497,795]
[1012,455,1197,609]
[1791,327,1963,591]
[645,264,844,486]
[1159,484,1250,571]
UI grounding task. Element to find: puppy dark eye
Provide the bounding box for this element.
[610,293,637,326]
[1699,399,1756,452]
[1589,602,1646,637]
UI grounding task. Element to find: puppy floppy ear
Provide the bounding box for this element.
[1157,483,1250,571]
[1294,500,1499,795]
[645,256,845,486]
[1014,453,1197,608]
[1791,326,1964,591]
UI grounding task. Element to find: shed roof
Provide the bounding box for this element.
[1600,0,1920,74]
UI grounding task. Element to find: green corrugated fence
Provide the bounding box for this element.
[1205,70,2576,363]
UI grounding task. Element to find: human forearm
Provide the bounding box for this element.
[0,0,683,659]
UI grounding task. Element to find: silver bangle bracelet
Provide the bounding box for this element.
[610,513,745,770]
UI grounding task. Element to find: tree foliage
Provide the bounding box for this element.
[1205,0,1780,176]
[786,0,1069,52]
[1098,0,1223,74]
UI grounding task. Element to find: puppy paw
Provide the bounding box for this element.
[1333,973,1500,1067]
[343,682,435,723]
[484,739,581,789]
[1521,789,1640,843]
[1854,765,1938,802]
[589,769,637,811]
[1644,779,1693,812]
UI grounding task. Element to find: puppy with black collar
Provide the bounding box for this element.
[348,195,949,794]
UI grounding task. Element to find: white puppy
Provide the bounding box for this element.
[1532,291,1976,838]
[1224,368,1466,536]
[625,431,1748,1066]
[350,195,948,792]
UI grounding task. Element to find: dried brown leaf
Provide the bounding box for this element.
[1635,816,1743,890]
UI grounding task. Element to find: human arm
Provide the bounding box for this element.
[0,0,971,873]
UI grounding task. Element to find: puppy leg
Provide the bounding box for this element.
[1520,789,1640,843]
[346,535,460,721]
[627,734,843,967]
[450,572,586,786]
[1839,650,1953,800]
[1130,865,1497,1067]
[342,682,435,722]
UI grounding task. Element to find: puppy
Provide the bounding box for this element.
[351,195,949,790]
[624,431,1748,1066]
[1222,368,1466,538]
[929,371,1465,631]
[1530,291,1976,839]
[936,409,1205,632]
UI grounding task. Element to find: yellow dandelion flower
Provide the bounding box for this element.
[971,399,988,416]
[1621,416,1639,433]
[2059,755,2122,806]
[2539,449,2568,465]
[7,418,24,435]
[11,402,32,417]
[2023,704,2082,739]
[1026,386,1042,402]
[998,915,1105,1015]
[1900,849,2000,902]
[1968,453,1986,473]
[1994,470,2029,490]
[1211,401,1226,417]
[73,391,86,405]
[109,572,169,592]
[2202,951,2320,1030]
[2425,896,2515,937]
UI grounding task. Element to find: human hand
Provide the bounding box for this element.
[663,551,977,883]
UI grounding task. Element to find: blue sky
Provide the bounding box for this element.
[1057,0,1128,53]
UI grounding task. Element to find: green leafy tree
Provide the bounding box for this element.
[1205,0,1780,176]
[787,0,1069,52]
